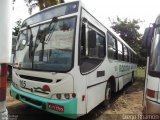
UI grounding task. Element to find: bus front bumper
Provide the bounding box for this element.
[10,84,77,119]
[145,99,160,114]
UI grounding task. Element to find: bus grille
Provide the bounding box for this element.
[20,95,42,106]
[19,75,52,83]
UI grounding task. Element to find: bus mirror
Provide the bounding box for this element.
[142,26,154,49]
[88,30,96,48]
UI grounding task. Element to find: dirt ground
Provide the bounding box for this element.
[6,76,145,120]
[106,78,144,114]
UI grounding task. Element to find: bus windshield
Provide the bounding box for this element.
[149,26,160,73]
[15,17,77,72]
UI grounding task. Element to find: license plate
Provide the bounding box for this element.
[48,103,64,112]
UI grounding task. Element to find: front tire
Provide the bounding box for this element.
[102,81,112,108]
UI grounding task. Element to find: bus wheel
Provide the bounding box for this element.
[102,81,112,108]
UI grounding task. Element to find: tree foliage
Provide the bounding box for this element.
[13,0,64,14]
[110,17,146,66]
[24,0,64,14]
[12,19,22,36]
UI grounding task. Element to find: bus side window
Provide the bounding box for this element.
[128,50,131,62]
[117,40,123,60]
[107,33,117,59]
[123,45,128,61]
[81,24,86,57]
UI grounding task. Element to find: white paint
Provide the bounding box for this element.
[0,0,12,63]
[0,1,12,119]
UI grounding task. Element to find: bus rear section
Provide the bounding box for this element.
[143,14,160,114]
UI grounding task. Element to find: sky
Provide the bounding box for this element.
[13,0,160,33]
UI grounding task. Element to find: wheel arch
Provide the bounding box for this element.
[107,75,117,92]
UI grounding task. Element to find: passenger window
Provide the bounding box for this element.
[107,33,117,59]
[123,45,128,61]
[117,41,123,60]
[128,50,131,62]
[88,28,105,59]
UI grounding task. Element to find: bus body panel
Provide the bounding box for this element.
[86,61,107,113]
[0,1,12,119]
[12,69,74,98]
[106,59,118,90]
[70,68,87,115]
[118,62,136,90]
[147,75,159,90]
[144,75,160,114]
[143,15,160,114]
[146,99,160,114]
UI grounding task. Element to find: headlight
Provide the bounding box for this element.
[64,93,70,99]
[52,93,74,100]
[56,94,61,99]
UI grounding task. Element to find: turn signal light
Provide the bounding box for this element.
[147,89,155,98]
[42,85,50,92]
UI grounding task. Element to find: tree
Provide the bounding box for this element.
[13,0,64,14]
[12,19,22,36]
[24,0,64,14]
[109,17,146,66]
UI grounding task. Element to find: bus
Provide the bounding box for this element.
[0,0,12,120]
[10,0,137,118]
[142,15,160,114]
[8,35,17,79]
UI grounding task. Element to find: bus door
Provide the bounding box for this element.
[80,20,106,112]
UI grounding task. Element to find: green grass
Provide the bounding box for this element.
[137,67,145,78]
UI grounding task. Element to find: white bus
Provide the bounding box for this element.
[143,15,160,114]
[0,0,12,120]
[10,0,137,118]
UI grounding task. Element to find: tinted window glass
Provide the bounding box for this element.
[128,50,131,62]
[149,26,160,72]
[88,30,105,59]
[107,33,117,59]
[117,41,123,60]
[123,45,128,61]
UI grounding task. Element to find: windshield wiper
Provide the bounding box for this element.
[39,17,58,61]
[45,17,58,43]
